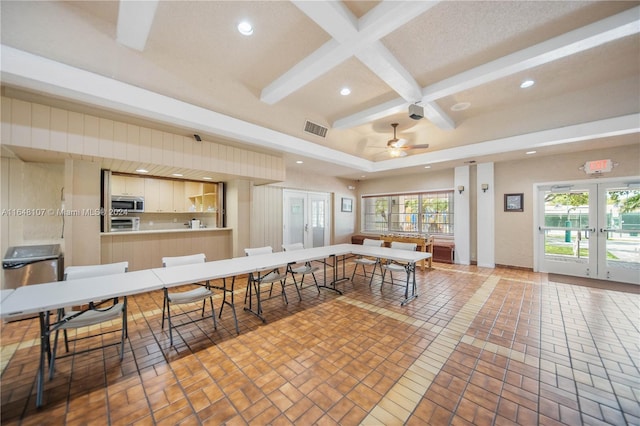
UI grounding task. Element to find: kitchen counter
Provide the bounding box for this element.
[101,227,233,270]
[101,227,231,236]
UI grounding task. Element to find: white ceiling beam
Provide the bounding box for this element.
[334,6,640,129]
[422,5,640,100]
[116,0,159,51]
[261,1,439,105]
[422,101,456,130]
[372,114,640,172]
[4,46,634,177]
[259,39,354,105]
[356,41,423,102]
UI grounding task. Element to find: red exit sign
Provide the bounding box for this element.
[584,159,613,174]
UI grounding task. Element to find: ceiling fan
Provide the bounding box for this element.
[386,123,429,157]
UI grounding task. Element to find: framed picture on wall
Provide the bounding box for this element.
[504,193,524,212]
[341,197,353,212]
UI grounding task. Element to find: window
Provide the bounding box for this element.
[362,191,454,235]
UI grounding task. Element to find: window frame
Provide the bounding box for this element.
[360,190,455,236]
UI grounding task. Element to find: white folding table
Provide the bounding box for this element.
[0,269,163,408]
[349,244,432,305]
[0,243,431,408]
[152,256,258,334]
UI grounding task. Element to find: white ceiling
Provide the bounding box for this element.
[1,1,639,181]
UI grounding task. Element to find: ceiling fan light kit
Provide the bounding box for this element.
[385,123,429,157]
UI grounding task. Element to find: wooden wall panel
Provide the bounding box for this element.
[1,97,12,144]
[101,230,232,271]
[2,96,286,182]
[31,103,50,150]
[83,115,100,157]
[67,111,84,155]
[11,99,31,148]
[126,124,140,162]
[98,118,114,158]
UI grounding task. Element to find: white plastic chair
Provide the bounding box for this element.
[351,238,384,285]
[381,241,417,293]
[244,246,292,320]
[282,243,320,295]
[162,253,216,346]
[49,261,129,380]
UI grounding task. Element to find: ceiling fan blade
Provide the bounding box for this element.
[405,144,430,150]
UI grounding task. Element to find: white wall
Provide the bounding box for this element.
[256,168,358,249]
[0,158,65,261]
[351,143,639,269]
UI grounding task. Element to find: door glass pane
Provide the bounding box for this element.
[311,199,324,247]
[287,196,305,245]
[543,189,591,263]
[604,187,640,270]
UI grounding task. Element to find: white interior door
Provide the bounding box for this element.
[537,181,640,284]
[283,190,330,248]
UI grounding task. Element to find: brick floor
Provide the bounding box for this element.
[1,262,638,425]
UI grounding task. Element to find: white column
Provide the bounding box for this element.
[477,162,495,268]
[454,166,470,265]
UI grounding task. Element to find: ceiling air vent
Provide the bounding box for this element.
[304,120,328,138]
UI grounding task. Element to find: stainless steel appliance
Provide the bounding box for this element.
[2,244,64,290]
[110,217,140,232]
[111,195,144,213]
[2,244,64,320]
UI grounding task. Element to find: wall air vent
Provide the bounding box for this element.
[304,120,328,138]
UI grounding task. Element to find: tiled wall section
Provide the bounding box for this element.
[1,96,285,182]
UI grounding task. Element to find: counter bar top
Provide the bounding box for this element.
[101,227,232,236]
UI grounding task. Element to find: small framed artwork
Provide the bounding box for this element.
[504,193,524,212]
[341,197,353,213]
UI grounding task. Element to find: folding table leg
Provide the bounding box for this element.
[36,311,51,408]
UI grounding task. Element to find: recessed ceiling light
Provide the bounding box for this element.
[520,79,535,89]
[296,160,304,164]
[237,21,253,36]
[135,169,148,173]
[526,151,537,155]
[340,87,351,96]
[172,173,183,177]
[450,102,470,111]
[203,177,212,180]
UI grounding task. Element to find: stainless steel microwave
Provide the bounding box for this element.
[111,196,144,213]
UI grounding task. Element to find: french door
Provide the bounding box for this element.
[283,190,331,248]
[537,180,640,284]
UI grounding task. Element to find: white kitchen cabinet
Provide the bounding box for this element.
[144,178,174,212]
[145,178,188,212]
[157,179,174,212]
[112,175,144,196]
[173,181,187,212]
[144,178,160,211]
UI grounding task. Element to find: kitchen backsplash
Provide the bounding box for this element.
[125,212,216,231]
